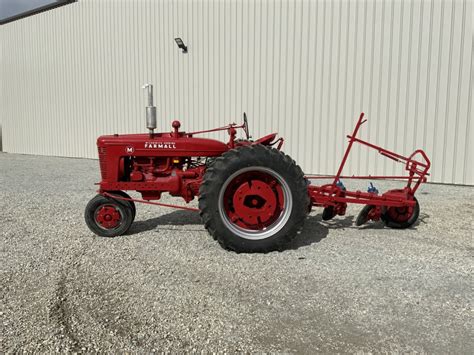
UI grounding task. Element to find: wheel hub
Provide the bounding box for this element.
[95,205,122,229]
[386,205,413,222]
[220,168,290,238]
[232,180,278,226]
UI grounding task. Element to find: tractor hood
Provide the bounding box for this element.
[97,133,229,157]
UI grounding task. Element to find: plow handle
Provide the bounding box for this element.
[333,112,366,185]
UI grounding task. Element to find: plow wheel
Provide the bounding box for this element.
[382,197,420,229]
[322,206,336,221]
[85,194,133,237]
[199,144,309,253]
[355,205,373,226]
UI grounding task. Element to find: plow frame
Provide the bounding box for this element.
[306,112,431,215]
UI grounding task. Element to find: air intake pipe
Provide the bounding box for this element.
[142,83,157,136]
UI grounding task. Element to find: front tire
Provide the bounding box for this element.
[199,144,309,253]
[85,194,133,237]
[108,190,136,221]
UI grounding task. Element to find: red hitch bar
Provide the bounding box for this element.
[102,192,200,212]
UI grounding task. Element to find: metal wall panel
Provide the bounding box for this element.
[1,0,472,184]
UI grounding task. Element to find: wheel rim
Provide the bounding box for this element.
[218,167,293,240]
[94,204,123,230]
[386,205,414,223]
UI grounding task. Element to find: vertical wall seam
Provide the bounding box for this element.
[325,1,334,172]
[352,1,360,173]
[358,0,368,171]
[348,1,359,173]
[452,0,467,182]
[422,0,435,151]
[441,0,457,182]
[403,0,414,153]
[394,0,404,175]
[375,0,386,174]
[341,0,350,168]
[333,1,343,169]
[309,0,318,172]
[383,0,395,174]
[366,0,377,172]
[413,0,424,150]
[317,1,326,172]
[431,0,446,180]
[462,15,472,184]
[296,1,307,164]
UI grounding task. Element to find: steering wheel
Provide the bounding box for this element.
[243,112,250,139]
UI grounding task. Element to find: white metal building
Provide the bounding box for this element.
[0,0,472,185]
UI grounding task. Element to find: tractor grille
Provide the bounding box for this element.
[98,147,107,180]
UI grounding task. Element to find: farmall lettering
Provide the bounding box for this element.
[144,141,177,149]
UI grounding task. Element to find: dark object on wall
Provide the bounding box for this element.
[174,38,188,53]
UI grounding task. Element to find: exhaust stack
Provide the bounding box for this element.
[142,83,157,136]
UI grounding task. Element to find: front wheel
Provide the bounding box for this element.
[85,194,134,237]
[108,190,136,221]
[199,144,309,253]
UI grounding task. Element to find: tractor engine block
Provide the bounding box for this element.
[119,156,206,202]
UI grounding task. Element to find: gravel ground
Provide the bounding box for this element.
[1,152,473,353]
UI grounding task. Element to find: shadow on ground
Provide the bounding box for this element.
[356,211,430,230]
[126,208,430,250]
[286,214,354,250]
[127,210,352,250]
[128,209,202,234]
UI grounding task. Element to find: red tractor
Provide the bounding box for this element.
[85,84,430,252]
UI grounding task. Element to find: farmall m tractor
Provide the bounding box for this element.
[85,84,431,252]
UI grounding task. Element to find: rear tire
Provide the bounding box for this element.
[199,144,309,253]
[85,194,133,237]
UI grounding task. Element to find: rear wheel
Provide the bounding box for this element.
[199,144,309,253]
[382,197,419,229]
[85,194,133,237]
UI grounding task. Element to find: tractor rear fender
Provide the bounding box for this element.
[252,133,284,150]
[254,133,277,145]
[235,133,282,149]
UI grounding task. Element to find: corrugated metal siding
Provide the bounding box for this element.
[0,0,472,184]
